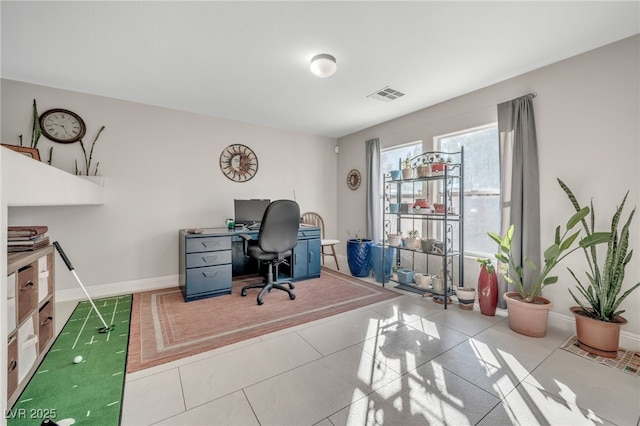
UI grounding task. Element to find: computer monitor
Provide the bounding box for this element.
[234,199,271,226]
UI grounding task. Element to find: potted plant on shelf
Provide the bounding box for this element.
[559,179,639,358]
[346,231,373,277]
[401,157,413,179]
[404,229,420,250]
[488,198,605,337]
[430,153,450,174]
[415,157,431,178]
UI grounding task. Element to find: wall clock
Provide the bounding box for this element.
[347,169,361,190]
[219,144,259,182]
[39,108,86,144]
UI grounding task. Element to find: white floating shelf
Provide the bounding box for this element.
[1,146,104,207]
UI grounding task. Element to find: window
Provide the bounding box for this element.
[381,142,422,242]
[437,125,500,256]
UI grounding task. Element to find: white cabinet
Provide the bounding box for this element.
[6,246,55,407]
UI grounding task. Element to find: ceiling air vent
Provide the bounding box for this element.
[367,86,405,102]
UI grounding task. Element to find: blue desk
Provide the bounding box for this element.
[178,226,321,302]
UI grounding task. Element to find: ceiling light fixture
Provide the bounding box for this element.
[310,54,337,78]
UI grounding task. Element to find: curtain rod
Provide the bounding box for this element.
[527,92,537,98]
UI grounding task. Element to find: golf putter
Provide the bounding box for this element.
[53,241,115,333]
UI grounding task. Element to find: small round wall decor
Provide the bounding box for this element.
[220,144,258,182]
[347,169,361,190]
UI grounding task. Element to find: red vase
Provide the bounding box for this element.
[478,265,498,316]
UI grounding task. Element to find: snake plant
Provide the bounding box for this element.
[559,178,640,321]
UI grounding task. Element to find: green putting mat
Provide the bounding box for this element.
[8,294,132,426]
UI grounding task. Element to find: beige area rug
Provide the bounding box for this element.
[127,268,401,372]
[560,335,640,376]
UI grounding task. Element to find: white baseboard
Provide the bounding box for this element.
[549,311,640,351]
[55,271,640,351]
[55,274,178,302]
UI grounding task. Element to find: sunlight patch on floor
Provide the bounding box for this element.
[431,361,463,407]
[502,380,606,425]
[470,338,501,377]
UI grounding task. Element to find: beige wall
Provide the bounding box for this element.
[337,35,640,339]
[1,80,338,292]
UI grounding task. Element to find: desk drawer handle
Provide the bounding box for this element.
[203,271,218,278]
[202,241,219,248]
[202,255,217,263]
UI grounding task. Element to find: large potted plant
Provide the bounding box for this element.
[488,198,604,337]
[559,179,639,357]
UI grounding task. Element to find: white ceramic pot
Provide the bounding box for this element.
[415,273,431,287]
[388,234,402,246]
[456,287,476,310]
[431,276,445,294]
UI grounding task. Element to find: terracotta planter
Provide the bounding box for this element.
[503,292,552,337]
[402,168,413,179]
[570,307,627,358]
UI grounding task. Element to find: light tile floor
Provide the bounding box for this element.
[54,271,640,426]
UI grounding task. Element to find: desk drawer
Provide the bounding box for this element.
[298,229,321,239]
[186,250,231,268]
[186,236,232,253]
[185,264,232,295]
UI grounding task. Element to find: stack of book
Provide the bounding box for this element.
[7,226,49,252]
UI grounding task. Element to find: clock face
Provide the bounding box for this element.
[347,169,361,190]
[40,109,86,143]
[219,144,258,182]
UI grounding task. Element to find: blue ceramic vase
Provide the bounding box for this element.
[347,239,373,277]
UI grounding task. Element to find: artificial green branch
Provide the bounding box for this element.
[77,125,105,175]
[30,99,41,148]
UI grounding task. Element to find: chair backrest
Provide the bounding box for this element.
[301,212,325,238]
[258,200,301,254]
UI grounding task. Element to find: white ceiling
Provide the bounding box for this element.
[2,1,639,138]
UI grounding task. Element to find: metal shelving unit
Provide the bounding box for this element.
[381,149,464,309]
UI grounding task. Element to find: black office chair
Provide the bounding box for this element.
[240,199,300,305]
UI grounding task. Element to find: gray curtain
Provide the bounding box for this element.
[497,94,540,308]
[365,138,381,243]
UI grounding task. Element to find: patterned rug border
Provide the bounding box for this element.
[128,268,402,372]
[560,335,640,376]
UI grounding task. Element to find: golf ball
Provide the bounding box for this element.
[73,355,83,364]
